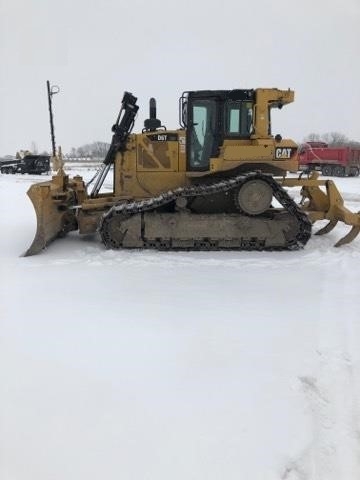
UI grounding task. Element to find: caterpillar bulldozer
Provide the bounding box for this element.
[24,87,360,256]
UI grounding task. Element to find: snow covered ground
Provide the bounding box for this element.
[1,169,360,480]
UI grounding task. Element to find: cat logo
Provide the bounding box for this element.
[275,147,293,159]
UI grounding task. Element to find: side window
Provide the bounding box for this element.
[226,101,253,137]
[245,103,253,134]
[229,108,240,133]
[193,105,208,149]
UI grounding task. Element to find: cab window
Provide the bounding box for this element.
[188,99,217,170]
[225,101,253,137]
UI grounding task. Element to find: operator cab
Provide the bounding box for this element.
[180,90,255,171]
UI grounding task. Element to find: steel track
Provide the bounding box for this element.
[99,172,312,251]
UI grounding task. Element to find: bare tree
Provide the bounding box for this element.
[30,141,38,154]
[91,141,110,159]
[303,132,353,146]
[303,133,322,143]
[66,142,110,160]
[69,147,77,159]
[322,132,349,146]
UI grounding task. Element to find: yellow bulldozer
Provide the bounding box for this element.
[25,87,360,256]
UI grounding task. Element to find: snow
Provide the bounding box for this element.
[1,170,360,480]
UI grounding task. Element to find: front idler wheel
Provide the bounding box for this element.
[101,214,128,249]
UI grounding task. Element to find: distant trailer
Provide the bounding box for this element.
[298,142,360,177]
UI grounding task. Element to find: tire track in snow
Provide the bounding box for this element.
[298,349,360,480]
[281,281,360,480]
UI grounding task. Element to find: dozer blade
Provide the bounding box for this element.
[24,178,76,256]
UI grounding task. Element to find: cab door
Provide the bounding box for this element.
[187,98,218,171]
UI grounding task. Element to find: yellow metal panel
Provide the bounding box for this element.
[136,132,179,172]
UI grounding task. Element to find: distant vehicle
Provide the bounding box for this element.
[299,142,360,177]
[0,154,50,175]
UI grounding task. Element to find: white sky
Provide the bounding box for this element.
[0,0,359,155]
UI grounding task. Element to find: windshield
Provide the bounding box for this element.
[188,99,217,170]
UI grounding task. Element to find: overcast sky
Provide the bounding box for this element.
[0,0,359,155]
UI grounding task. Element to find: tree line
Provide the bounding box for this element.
[64,141,110,160]
[27,141,111,160]
[302,132,360,147]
